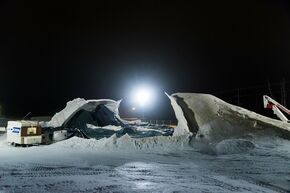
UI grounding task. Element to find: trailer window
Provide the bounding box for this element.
[27,127,37,135]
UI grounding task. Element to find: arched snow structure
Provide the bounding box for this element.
[45,98,124,129]
[167,93,290,141]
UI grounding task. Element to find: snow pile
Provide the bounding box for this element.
[86,124,123,131]
[169,93,290,141]
[49,134,192,152]
[43,98,122,128]
[215,139,255,155]
[52,130,68,141]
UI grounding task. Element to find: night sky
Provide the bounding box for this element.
[0,0,290,119]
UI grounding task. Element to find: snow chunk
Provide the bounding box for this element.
[43,98,123,128]
[165,93,191,136]
[169,93,290,140]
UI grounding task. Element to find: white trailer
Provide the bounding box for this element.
[6,120,42,146]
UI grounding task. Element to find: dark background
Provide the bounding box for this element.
[0,0,290,120]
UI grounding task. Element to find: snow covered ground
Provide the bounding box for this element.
[1,93,290,192]
[1,132,290,193]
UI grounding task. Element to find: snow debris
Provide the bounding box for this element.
[49,134,192,152]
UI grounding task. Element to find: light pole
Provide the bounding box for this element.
[142,108,145,121]
[132,86,154,121]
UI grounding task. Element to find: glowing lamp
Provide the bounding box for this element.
[132,87,154,107]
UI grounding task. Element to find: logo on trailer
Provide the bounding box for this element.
[11,127,20,133]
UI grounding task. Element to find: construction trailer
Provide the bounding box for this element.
[6,120,42,146]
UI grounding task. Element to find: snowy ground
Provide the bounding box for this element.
[0,132,290,193]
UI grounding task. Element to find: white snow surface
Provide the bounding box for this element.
[1,132,290,192]
[42,98,122,128]
[166,93,191,136]
[1,93,290,192]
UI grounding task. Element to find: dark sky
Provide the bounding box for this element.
[0,0,290,118]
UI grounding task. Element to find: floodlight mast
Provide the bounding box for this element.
[141,108,145,120]
[132,87,154,121]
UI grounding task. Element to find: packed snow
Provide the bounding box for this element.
[170,93,290,140]
[1,93,290,192]
[43,98,123,128]
[1,132,290,192]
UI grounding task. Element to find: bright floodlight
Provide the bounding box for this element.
[132,87,154,107]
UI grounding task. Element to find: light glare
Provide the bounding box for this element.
[132,87,154,107]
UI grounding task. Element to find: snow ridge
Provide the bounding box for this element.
[49,134,192,152]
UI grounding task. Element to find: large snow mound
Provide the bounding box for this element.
[43,98,123,128]
[169,93,290,140]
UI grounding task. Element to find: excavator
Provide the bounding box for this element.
[263,95,290,123]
